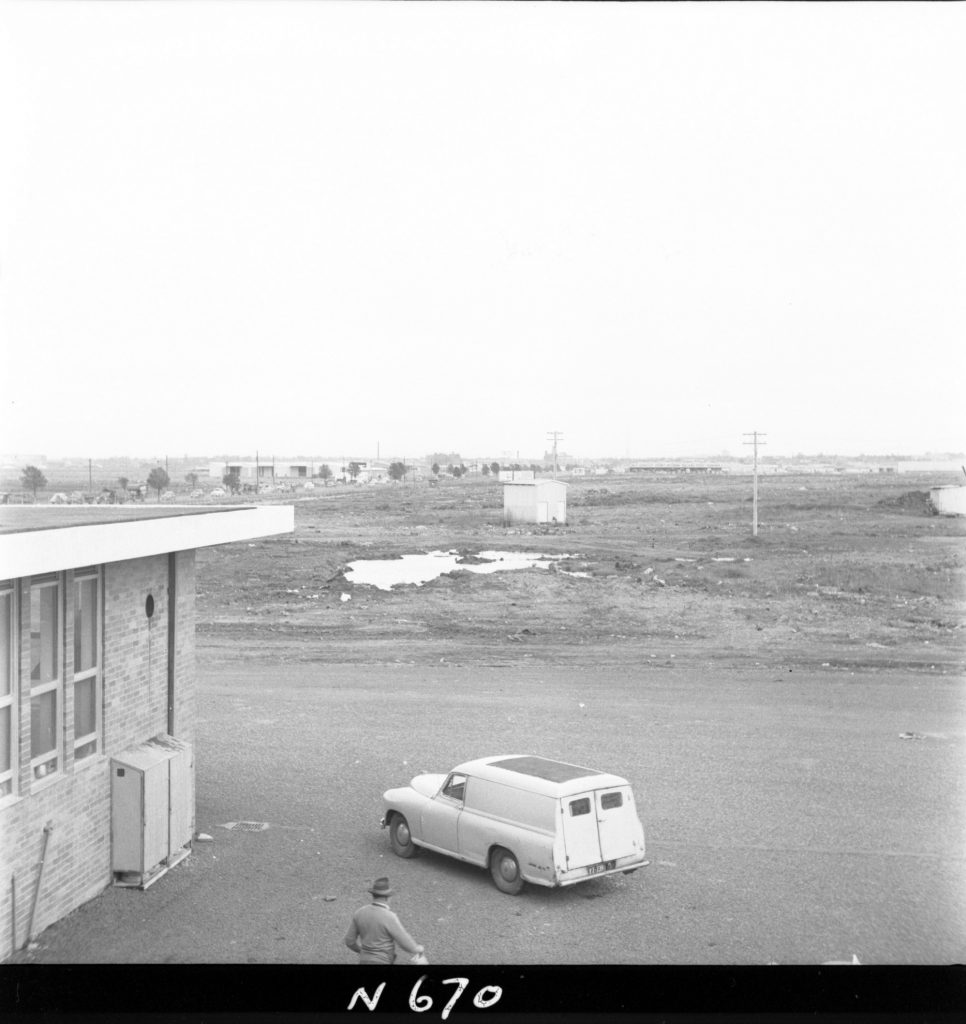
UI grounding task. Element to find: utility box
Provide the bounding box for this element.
[111,734,194,889]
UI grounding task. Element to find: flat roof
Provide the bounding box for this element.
[0,504,294,579]
[0,504,243,536]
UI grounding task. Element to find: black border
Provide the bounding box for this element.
[2,964,965,1020]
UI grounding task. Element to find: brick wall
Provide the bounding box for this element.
[0,550,197,961]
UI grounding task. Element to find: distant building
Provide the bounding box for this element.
[503,479,568,526]
[628,465,723,474]
[498,469,535,483]
[0,503,293,961]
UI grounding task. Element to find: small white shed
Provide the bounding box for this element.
[929,485,966,516]
[503,479,568,526]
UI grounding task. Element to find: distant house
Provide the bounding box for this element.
[503,479,568,526]
[0,503,293,961]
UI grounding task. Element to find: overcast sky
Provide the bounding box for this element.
[1,2,963,460]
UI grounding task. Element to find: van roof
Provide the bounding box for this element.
[454,754,629,797]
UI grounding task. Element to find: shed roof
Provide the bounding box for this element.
[0,504,293,578]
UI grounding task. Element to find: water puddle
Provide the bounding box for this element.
[344,550,579,591]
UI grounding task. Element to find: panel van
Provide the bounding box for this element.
[380,754,647,894]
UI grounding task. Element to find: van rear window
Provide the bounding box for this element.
[600,792,623,810]
[569,798,591,817]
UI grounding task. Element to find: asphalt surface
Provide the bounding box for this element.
[14,659,966,966]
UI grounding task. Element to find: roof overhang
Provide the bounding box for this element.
[0,505,294,579]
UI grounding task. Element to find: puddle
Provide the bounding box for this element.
[344,550,579,590]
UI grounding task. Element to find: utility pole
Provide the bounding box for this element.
[88,459,93,492]
[742,431,767,537]
[255,450,260,494]
[547,431,563,480]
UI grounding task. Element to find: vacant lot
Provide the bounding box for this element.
[196,471,965,678]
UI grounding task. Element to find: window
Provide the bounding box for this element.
[30,577,61,780]
[0,585,16,800]
[569,797,591,817]
[442,774,466,803]
[600,792,623,810]
[73,568,101,761]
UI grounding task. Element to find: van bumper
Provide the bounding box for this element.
[550,852,649,888]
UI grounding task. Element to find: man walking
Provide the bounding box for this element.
[344,877,426,964]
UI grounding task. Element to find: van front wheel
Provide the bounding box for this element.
[490,847,524,895]
[389,814,418,859]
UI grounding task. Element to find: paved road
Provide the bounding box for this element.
[16,661,966,965]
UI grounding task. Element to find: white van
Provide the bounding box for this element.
[381,754,647,894]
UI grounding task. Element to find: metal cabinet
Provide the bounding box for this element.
[111,734,194,888]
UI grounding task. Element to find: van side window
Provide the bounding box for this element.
[600,792,623,810]
[569,798,591,817]
[442,773,467,803]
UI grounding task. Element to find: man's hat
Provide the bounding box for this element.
[368,877,394,897]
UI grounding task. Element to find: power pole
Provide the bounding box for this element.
[255,450,260,494]
[547,431,563,480]
[88,459,93,492]
[742,431,767,537]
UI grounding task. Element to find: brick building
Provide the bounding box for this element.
[0,504,293,961]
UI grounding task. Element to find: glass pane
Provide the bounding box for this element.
[570,798,591,817]
[0,705,9,773]
[31,689,57,756]
[600,792,623,810]
[74,577,98,673]
[74,739,96,761]
[0,592,10,698]
[30,585,58,684]
[74,676,96,739]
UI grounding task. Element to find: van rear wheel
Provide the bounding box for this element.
[389,814,418,859]
[489,847,524,895]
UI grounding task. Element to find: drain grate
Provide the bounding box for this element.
[221,821,270,832]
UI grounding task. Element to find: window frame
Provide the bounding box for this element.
[440,772,467,804]
[29,574,63,783]
[72,566,102,762]
[0,582,16,802]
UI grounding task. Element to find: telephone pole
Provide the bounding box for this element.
[547,431,563,480]
[742,431,767,537]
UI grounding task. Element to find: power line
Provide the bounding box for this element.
[742,431,767,537]
[547,431,563,480]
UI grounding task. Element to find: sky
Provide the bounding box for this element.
[1,2,964,461]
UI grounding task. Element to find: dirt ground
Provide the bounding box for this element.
[196,471,965,677]
[9,471,966,976]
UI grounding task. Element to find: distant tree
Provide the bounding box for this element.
[222,470,241,494]
[117,475,129,491]
[490,462,500,476]
[481,463,491,476]
[451,464,466,478]
[318,464,333,486]
[529,464,540,474]
[185,472,199,489]
[431,462,440,478]
[389,461,408,482]
[147,467,170,500]
[21,465,46,498]
[347,462,362,482]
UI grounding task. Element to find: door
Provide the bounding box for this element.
[420,773,465,853]
[561,792,602,868]
[595,787,633,861]
[536,502,549,523]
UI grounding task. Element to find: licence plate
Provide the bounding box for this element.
[586,860,616,876]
